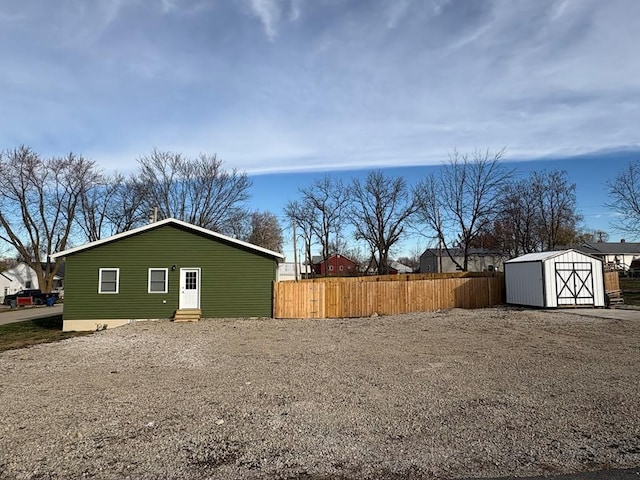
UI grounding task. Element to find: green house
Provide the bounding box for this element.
[51,218,284,331]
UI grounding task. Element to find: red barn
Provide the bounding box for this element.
[312,254,358,276]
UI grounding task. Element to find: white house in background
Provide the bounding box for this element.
[0,262,65,303]
[277,262,311,281]
[389,261,414,274]
[0,263,38,303]
[577,240,640,273]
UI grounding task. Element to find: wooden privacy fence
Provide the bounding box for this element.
[604,271,620,292]
[273,273,505,319]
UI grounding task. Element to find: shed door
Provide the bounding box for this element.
[555,262,594,306]
[179,268,200,309]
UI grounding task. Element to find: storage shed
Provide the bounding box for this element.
[504,249,605,308]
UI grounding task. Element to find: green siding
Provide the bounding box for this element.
[63,225,278,320]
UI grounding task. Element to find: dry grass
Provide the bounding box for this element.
[620,278,640,306]
[0,315,91,352]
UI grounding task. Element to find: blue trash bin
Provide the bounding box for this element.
[46,295,55,307]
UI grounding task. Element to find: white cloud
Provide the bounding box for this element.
[385,0,413,29]
[289,0,301,21]
[0,0,639,175]
[248,0,281,41]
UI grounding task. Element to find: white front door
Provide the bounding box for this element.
[179,268,200,309]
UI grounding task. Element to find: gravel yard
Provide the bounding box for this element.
[1,307,639,480]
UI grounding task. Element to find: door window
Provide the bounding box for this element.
[185,271,197,290]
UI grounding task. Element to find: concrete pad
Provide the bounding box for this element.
[550,307,640,321]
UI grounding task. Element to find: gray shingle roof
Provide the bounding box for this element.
[578,242,640,255]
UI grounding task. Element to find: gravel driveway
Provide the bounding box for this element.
[1,307,639,479]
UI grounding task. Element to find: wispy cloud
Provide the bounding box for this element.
[247,0,281,41]
[244,0,302,41]
[0,0,638,174]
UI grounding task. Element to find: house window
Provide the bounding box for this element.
[148,268,168,293]
[328,265,334,271]
[25,281,32,288]
[99,268,119,294]
[339,265,344,271]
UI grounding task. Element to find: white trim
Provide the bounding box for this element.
[98,268,119,294]
[148,268,168,294]
[51,218,284,261]
[505,249,602,264]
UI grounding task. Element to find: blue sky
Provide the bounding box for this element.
[1,0,639,258]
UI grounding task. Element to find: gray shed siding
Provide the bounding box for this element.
[504,261,545,307]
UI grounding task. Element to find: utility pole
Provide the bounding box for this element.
[292,220,299,281]
[437,209,443,273]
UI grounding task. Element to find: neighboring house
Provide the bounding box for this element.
[0,262,65,303]
[50,218,284,332]
[388,261,414,275]
[311,254,359,276]
[419,248,508,273]
[577,240,640,273]
[277,262,311,281]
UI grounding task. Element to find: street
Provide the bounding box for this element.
[0,304,63,325]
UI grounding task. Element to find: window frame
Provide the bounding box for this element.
[148,268,168,294]
[98,268,120,294]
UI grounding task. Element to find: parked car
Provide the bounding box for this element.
[3,289,59,308]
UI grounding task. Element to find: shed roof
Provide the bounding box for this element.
[505,249,601,264]
[50,218,285,261]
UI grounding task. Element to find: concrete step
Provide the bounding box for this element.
[173,309,201,322]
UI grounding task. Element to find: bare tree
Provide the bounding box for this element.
[0,146,98,291]
[297,175,349,276]
[397,243,424,271]
[337,244,368,274]
[223,210,252,241]
[575,228,610,246]
[284,199,316,273]
[247,211,284,253]
[606,160,640,237]
[348,171,417,274]
[135,149,251,235]
[77,173,147,241]
[532,170,582,250]
[476,169,582,255]
[489,177,540,256]
[414,149,512,271]
[0,256,18,272]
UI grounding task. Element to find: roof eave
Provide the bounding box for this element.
[50,218,285,261]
